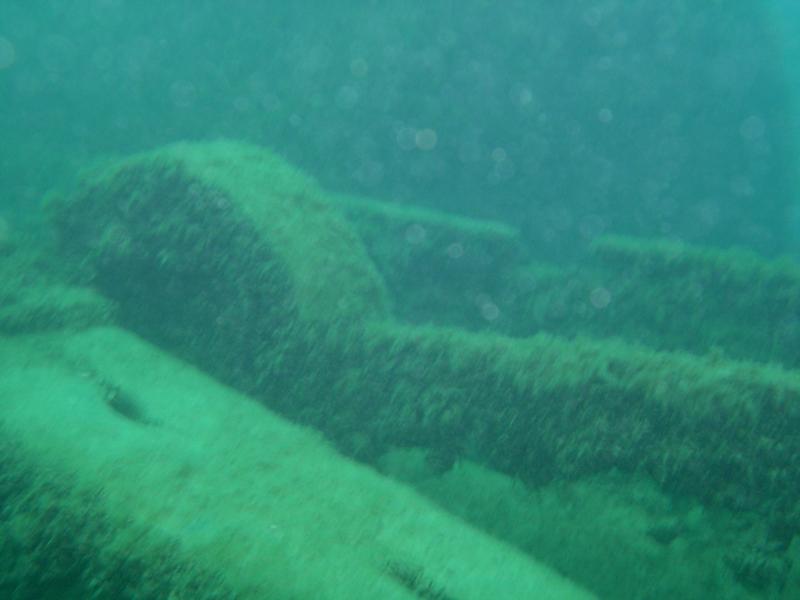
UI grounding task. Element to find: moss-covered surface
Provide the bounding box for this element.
[509,235,800,367]
[0,327,592,599]
[316,322,800,538]
[332,192,524,330]
[47,140,388,395]
[0,440,235,600]
[0,237,115,334]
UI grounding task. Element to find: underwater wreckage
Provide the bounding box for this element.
[3,140,800,597]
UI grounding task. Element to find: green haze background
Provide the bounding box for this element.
[1,1,799,259]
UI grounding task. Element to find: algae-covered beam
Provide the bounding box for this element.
[588,235,800,367]
[324,322,800,527]
[511,235,800,367]
[331,192,524,331]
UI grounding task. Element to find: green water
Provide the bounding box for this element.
[2,2,799,257]
[3,3,800,599]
